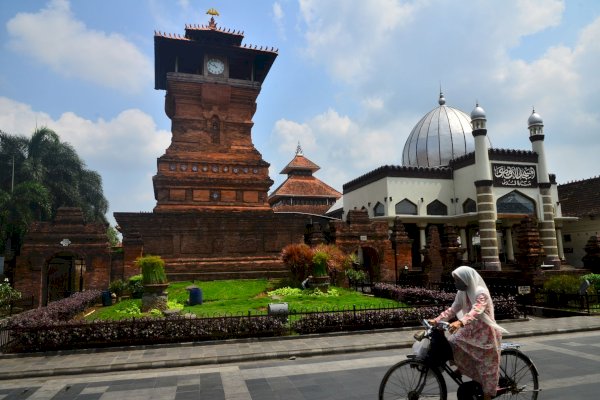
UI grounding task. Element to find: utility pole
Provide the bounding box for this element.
[11,155,15,193]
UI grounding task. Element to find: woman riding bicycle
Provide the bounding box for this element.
[429,266,508,400]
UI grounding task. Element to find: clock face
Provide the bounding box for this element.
[207,58,225,75]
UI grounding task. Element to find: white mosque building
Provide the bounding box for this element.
[336,93,568,271]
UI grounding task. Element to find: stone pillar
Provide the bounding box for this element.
[418,223,427,261]
[459,227,468,262]
[556,227,565,261]
[505,227,515,262]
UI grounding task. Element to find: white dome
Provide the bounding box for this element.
[528,109,543,127]
[402,93,476,167]
[471,103,486,120]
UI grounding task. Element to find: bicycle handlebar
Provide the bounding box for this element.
[422,319,450,330]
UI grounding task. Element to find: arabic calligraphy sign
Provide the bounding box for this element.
[492,163,537,188]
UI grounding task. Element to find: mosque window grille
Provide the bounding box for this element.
[463,198,477,213]
[496,190,536,215]
[374,202,385,217]
[395,199,418,215]
[427,200,448,216]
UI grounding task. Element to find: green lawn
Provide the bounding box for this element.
[86,279,400,321]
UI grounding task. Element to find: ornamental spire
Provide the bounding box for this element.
[296,141,303,156]
[206,8,219,29]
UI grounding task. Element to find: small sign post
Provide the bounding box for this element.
[518,286,531,295]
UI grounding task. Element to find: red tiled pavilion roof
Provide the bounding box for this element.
[280,154,320,174]
[269,175,341,199]
[558,176,600,218]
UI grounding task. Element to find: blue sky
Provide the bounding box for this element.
[1,0,600,227]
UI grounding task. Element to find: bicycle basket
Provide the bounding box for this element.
[424,328,453,366]
[412,337,430,359]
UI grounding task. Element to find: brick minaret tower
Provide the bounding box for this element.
[152,12,277,212]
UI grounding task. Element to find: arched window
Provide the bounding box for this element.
[463,198,476,213]
[374,202,385,217]
[497,191,535,215]
[427,200,448,216]
[395,199,418,215]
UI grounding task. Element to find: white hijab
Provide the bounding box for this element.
[452,266,508,334]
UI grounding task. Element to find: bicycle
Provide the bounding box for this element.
[379,320,540,399]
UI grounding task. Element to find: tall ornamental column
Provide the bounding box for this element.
[418,222,427,261]
[528,109,561,267]
[505,226,515,262]
[459,227,468,262]
[471,103,501,271]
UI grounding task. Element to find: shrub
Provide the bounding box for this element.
[372,283,455,304]
[292,306,445,334]
[8,290,102,328]
[312,250,329,276]
[136,255,167,285]
[109,279,127,299]
[345,269,368,284]
[6,315,286,353]
[543,274,581,294]
[128,275,144,298]
[0,278,21,312]
[281,243,313,282]
[581,273,600,292]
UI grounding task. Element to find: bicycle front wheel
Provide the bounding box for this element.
[496,349,539,399]
[379,359,447,400]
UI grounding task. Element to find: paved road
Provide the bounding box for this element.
[1,315,599,399]
[1,330,600,399]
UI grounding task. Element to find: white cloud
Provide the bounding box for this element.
[0,96,170,223]
[272,108,405,191]
[289,0,600,184]
[6,0,152,94]
[272,1,286,39]
[362,96,384,111]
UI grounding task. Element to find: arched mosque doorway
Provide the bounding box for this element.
[43,252,86,305]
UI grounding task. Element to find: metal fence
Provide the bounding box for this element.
[0,298,522,353]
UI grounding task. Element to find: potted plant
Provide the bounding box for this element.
[136,255,169,311]
[109,279,127,302]
[311,250,330,292]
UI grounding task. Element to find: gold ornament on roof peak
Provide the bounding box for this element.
[206,8,220,16]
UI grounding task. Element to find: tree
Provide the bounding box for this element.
[0,181,51,254]
[0,127,108,256]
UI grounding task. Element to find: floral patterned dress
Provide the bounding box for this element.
[434,292,502,397]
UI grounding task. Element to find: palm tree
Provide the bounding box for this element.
[0,181,51,254]
[0,127,109,255]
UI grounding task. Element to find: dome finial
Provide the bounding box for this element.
[296,141,303,155]
[207,8,219,29]
[438,89,446,106]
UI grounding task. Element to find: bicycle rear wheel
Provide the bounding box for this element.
[379,359,447,400]
[496,349,539,399]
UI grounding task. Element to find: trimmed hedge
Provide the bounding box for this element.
[373,283,520,320]
[292,306,446,334]
[8,315,286,352]
[8,290,102,328]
